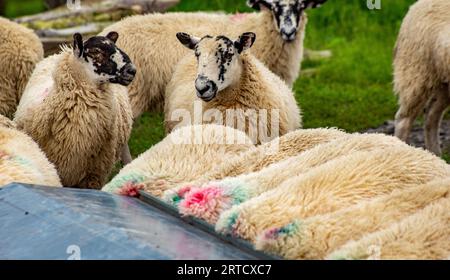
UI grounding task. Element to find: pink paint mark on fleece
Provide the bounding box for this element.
[263,227,280,240]
[230,13,248,22]
[0,150,10,160]
[117,181,144,198]
[41,87,50,99]
[180,185,224,210]
[177,185,195,199]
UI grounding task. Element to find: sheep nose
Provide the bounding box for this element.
[282,29,295,37]
[125,65,136,76]
[281,26,296,37]
[195,76,210,95]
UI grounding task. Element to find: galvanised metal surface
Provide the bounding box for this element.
[0,183,259,260]
[139,191,279,260]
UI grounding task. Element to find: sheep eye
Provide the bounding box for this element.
[87,48,106,59]
[224,52,233,60]
[94,52,106,60]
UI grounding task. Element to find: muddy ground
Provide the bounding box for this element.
[364,120,450,153]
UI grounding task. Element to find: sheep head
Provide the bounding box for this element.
[176,32,256,102]
[247,0,328,42]
[72,32,136,86]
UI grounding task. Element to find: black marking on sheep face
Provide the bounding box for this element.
[247,0,327,42]
[215,36,235,83]
[193,35,239,102]
[74,32,136,86]
[176,32,255,102]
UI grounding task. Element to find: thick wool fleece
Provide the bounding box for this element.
[14,49,132,189]
[165,52,301,140]
[394,0,450,153]
[0,114,61,187]
[103,124,254,197]
[0,17,44,119]
[100,10,307,118]
[328,195,450,260]
[0,114,16,129]
[177,134,406,224]
[163,128,346,205]
[216,146,450,241]
[256,179,450,260]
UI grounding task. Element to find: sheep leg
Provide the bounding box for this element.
[424,85,450,156]
[394,111,415,142]
[394,90,429,143]
[120,144,132,165]
[79,141,115,189]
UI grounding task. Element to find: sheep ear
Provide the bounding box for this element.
[304,0,328,9]
[176,32,200,50]
[246,0,261,10]
[73,33,84,58]
[106,31,119,43]
[246,0,272,10]
[234,32,256,54]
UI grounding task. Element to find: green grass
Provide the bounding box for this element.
[4,0,46,17]
[129,112,165,156]
[297,0,412,132]
[4,0,417,157]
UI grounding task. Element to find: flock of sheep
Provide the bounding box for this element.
[0,0,450,259]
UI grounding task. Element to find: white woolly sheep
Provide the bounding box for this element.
[0,17,44,119]
[215,146,450,242]
[0,114,61,188]
[327,194,450,260]
[394,0,450,155]
[164,32,301,142]
[100,0,328,119]
[256,178,450,260]
[163,128,346,205]
[102,124,254,197]
[175,133,407,224]
[14,32,136,189]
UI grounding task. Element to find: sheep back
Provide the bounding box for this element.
[103,124,254,197]
[0,17,44,119]
[0,114,61,187]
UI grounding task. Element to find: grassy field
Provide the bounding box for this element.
[4,0,417,158]
[3,0,46,17]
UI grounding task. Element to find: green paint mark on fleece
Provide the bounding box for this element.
[13,155,42,174]
[171,194,182,205]
[278,221,301,236]
[103,173,146,193]
[225,211,239,233]
[13,156,33,167]
[220,178,250,205]
[230,186,249,205]
[263,221,302,240]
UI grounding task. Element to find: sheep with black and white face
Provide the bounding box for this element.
[15,32,135,189]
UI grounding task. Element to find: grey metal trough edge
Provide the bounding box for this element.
[138,190,282,260]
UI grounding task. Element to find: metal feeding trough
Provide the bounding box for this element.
[0,183,276,260]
